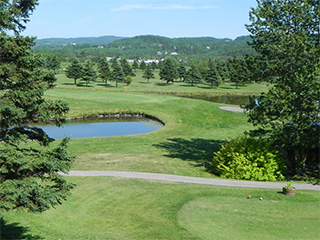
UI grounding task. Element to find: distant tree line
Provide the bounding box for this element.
[63,56,256,89]
[32,35,256,62]
[158,57,256,88]
[65,57,137,87]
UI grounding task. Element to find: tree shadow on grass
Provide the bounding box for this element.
[0,218,43,240]
[96,83,117,88]
[197,85,216,90]
[154,138,224,171]
[62,82,75,85]
[154,82,170,86]
[76,84,94,88]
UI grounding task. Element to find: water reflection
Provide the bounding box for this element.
[37,118,163,139]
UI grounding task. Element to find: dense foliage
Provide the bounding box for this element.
[244,0,320,176]
[210,137,286,181]
[0,0,74,212]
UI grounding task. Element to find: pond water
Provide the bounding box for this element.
[37,118,163,139]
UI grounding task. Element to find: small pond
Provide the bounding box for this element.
[37,118,163,139]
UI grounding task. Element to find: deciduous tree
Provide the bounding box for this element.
[244,0,320,175]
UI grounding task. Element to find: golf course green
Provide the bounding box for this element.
[2,76,319,240]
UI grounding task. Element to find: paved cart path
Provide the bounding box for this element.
[64,171,319,191]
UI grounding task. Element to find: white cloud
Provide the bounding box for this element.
[113,4,217,12]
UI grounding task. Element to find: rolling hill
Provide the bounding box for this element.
[34,35,127,49]
[34,35,255,59]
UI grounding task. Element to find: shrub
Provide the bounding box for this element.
[210,136,286,181]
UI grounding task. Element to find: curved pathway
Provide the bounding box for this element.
[64,171,319,191]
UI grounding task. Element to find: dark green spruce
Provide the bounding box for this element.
[0,0,75,213]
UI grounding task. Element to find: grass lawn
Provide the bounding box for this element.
[2,177,319,240]
[44,89,251,176]
[2,73,319,239]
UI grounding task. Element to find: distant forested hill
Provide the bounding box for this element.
[34,36,127,49]
[105,35,255,58]
[34,35,255,59]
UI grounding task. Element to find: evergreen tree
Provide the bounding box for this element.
[132,59,139,71]
[151,61,158,70]
[66,59,83,85]
[110,57,118,69]
[185,64,202,86]
[244,0,320,175]
[142,65,155,83]
[110,61,125,87]
[139,61,146,70]
[205,60,221,88]
[98,58,111,85]
[0,0,75,212]
[227,57,249,89]
[159,58,177,84]
[120,58,135,77]
[215,59,229,81]
[82,60,97,86]
[45,55,61,72]
[177,62,187,82]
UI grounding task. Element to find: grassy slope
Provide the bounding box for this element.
[2,74,319,240]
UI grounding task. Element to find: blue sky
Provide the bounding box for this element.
[23,0,258,39]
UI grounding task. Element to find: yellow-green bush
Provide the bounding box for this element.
[210,136,286,181]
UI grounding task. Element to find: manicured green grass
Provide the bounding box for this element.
[2,75,319,239]
[44,89,251,176]
[2,177,319,240]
